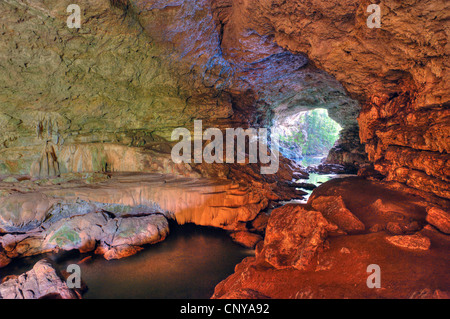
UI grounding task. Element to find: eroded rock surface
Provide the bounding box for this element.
[213,178,450,299]
[0,201,169,261]
[0,0,447,202]
[0,259,79,299]
[0,0,362,178]
[262,205,337,270]
[426,207,450,234]
[309,195,365,233]
[0,173,276,264]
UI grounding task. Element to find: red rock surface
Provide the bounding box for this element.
[309,195,365,233]
[213,177,449,299]
[213,229,450,299]
[385,234,431,251]
[230,231,263,249]
[426,207,450,234]
[262,205,337,271]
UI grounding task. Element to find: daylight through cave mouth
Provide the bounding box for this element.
[0,0,448,301]
[273,109,342,167]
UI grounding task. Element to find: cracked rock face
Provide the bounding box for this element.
[234,0,448,198]
[0,259,79,299]
[0,199,169,261]
[0,2,448,198]
[0,0,364,178]
[261,204,338,270]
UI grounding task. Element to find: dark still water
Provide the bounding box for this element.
[0,224,254,299]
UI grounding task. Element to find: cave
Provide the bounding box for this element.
[0,0,449,302]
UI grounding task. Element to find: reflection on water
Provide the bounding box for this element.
[0,224,253,299]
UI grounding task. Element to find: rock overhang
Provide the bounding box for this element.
[0,0,447,201]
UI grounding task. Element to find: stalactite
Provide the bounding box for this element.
[30,142,60,178]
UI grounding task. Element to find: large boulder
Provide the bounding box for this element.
[262,204,338,270]
[96,214,170,260]
[0,206,169,262]
[0,259,79,299]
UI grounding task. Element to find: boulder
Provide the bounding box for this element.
[1,209,170,262]
[426,207,450,234]
[230,231,263,249]
[0,259,79,299]
[309,196,365,233]
[98,215,170,260]
[262,205,338,270]
[385,234,431,251]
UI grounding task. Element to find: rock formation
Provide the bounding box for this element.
[0,259,80,299]
[0,0,448,300]
[213,178,450,299]
[309,195,365,233]
[426,207,450,234]
[0,173,278,264]
[262,205,338,270]
[0,197,169,261]
[0,0,447,199]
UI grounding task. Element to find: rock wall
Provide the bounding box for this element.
[0,0,362,177]
[0,0,232,176]
[0,0,448,200]
[229,0,448,198]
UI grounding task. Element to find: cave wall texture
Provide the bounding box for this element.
[0,0,448,199]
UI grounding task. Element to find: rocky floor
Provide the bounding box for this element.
[1,173,448,299]
[212,177,450,299]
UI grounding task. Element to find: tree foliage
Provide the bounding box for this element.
[277,109,341,158]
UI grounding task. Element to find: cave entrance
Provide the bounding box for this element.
[273,109,342,167]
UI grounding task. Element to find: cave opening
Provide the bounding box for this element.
[0,0,448,301]
[273,109,342,168]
